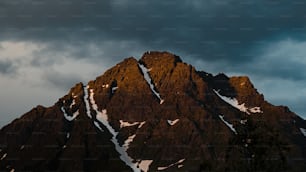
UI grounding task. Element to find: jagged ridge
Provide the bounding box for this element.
[0,51,305,172]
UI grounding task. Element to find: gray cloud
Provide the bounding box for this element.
[241,38,306,81]
[42,70,84,91]
[0,60,16,75]
[28,39,148,68]
[269,95,306,117]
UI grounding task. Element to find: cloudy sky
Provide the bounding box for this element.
[1,0,306,127]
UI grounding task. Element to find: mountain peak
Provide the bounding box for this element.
[0,51,306,172]
[139,51,182,65]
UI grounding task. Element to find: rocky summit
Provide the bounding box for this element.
[0,51,305,172]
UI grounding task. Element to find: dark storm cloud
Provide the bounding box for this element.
[2,0,306,64]
[0,0,111,28]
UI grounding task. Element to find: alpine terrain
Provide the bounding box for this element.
[0,51,305,172]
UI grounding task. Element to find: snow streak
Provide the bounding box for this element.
[167,119,180,126]
[82,87,153,172]
[94,121,104,131]
[138,63,164,104]
[123,134,136,150]
[120,120,146,129]
[83,85,92,118]
[300,128,306,137]
[61,107,79,121]
[20,145,25,150]
[219,115,237,134]
[213,89,263,115]
[157,159,185,171]
[89,88,141,172]
[1,153,7,160]
[70,97,76,109]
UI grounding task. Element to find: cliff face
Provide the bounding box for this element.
[0,51,305,172]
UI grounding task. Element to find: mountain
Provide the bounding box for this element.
[0,51,305,172]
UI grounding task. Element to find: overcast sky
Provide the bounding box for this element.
[1,0,306,128]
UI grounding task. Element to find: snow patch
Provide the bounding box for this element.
[123,134,136,150]
[120,120,139,128]
[240,119,248,125]
[219,115,237,134]
[138,63,164,104]
[137,160,153,172]
[1,153,7,160]
[89,89,108,120]
[83,86,92,118]
[120,120,146,129]
[157,159,185,171]
[167,119,180,126]
[70,98,76,109]
[89,89,140,172]
[300,128,306,137]
[138,121,146,128]
[66,133,70,139]
[178,164,184,168]
[61,107,79,121]
[213,90,248,113]
[112,86,118,93]
[97,109,108,123]
[10,169,15,172]
[20,145,25,150]
[213,89,263,115]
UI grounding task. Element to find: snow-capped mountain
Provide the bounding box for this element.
[0,51,305,171]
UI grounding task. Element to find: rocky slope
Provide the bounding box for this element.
[0,51,305,171]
